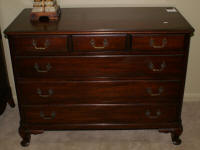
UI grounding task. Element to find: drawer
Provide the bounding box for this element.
[72,34,127,51]
[15,55,184,79]
[12,36,68,55]
[18,80,182,105]
[23,105,179,124]
[132,34,185,50]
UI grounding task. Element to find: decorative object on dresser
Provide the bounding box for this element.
[31,0,61,21]
[4,7,194,146]
[0,31,15,115]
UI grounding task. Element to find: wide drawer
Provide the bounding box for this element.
[132,34,185,50]
[12,36,68,55]
[18,80,182,105]
[72,34,127,51]
[22,105,179,124]
[15,55,184,79]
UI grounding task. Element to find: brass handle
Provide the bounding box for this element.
[145,110,161,119]
[34,63,52,73]
[150,38,167,49]
[32,39,50,50]
[37,88,53,98]
[146,87,164,96]
[40,112,56,120]
[90,39,108,49]
[148,61,166,72]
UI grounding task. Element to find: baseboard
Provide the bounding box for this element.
[13,95,18,105]
[184,93,200,102]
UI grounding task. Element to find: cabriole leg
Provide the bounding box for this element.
[19,127,31,147]
[171,127,183,145]
[159,126,183,145]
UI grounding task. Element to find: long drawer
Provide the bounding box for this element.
[18,80,182,105]
[22,105,179,124]
[15,55,184,79]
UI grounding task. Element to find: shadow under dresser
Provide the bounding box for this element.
[4,7,194,146]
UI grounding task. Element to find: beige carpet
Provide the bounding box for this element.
[0,101,200,150]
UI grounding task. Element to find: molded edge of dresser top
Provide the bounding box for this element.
[4,7,194,36]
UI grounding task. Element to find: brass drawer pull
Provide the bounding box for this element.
[146,87,164,96]
[40,111,56,120]
[150,38,167,48]
[90,39,108,49]
[148,61,166,72]
[32,39,50,50]
[34,63,52,73]
[145,110,161,119]
[37,88,53,98]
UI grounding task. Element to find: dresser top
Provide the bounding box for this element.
[5,7,194,36]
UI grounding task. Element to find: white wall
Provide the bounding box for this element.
[0,0,200,102]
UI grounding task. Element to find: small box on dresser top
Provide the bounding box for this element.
[4,7,194,146]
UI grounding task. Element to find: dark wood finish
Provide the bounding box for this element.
[22,104,178,124]
[19,126,31,147]
[132,34,185,50]
[15,55,184,79]
[159,126,183,145]
[4,7,194,146]
[4,8,194,35]
[13,36,68,56]
[171,127,183,145]
[72,34,127,51]
[19,126,44,147]
[0,31,15,115]
[18,80,181,105]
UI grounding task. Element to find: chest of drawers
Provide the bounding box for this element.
[4,7,194,146]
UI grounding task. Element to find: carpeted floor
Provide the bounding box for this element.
[0,101,200,150]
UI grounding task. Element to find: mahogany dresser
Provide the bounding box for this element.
[4,7,194,146]
[0,30,15,115]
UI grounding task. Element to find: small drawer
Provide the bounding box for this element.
[12,36,68,55]
[72,34,127,51]
[132,34,185,50]
[18,80,182,105]
[22,105,178,124]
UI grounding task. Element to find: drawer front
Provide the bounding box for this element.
[72,34,127,51]
[23,105,179,124]
[18,80,182,105]
[15,55,184,79]
[13,36,68,55]
[132,35,185,50]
